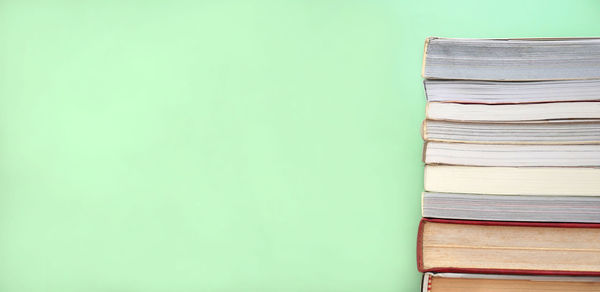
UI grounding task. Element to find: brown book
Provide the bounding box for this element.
[423,273,600,292]
[417,218,600,275]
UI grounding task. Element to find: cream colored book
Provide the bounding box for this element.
[424,165,600,196]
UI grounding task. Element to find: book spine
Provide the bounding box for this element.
[421,119,428,141]
[422,141,428,164]
[416,219,425,272]
[421,273,432,292]
[420,192,425,218]
[421,37,433,78]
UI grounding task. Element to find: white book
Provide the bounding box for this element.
[422,37,600,81]
[426,101,600,122]
[424,142,600,167]
[425,79,600,104]
[422,192,600,223]
[422,119,600,144]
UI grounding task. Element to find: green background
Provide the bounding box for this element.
[0,0,598,291]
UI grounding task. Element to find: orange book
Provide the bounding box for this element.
[423,273,600,292]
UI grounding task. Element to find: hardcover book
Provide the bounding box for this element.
[417,218,600,275]
[422,272,600,292]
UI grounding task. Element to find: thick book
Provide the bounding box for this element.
[422,37,600,81]
[424,165,600,196]
[424,79,600,104]
[426,101,600,122]
[422,272,600,292]
[422,192,600,223]
[423,142,600,167]
[417,218,600,275]
[422,119,600,144]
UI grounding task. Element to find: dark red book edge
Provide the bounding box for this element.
[416,217,600,276]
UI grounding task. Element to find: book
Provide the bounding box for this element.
[422,272,600,292]
[424,165,600,196]
[422,192,600,223]
[423,142,600,167]
[422,37,600,81]
[426,101,600,122]
[419,36,600,285]
[424,79,600,104]
[422,119,600,144]
[417,218,600,275]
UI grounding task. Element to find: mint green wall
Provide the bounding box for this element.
[0,1,598,291]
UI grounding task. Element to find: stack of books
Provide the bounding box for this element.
[417,37,600,291]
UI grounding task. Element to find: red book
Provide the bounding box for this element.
[417,218,600,276]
